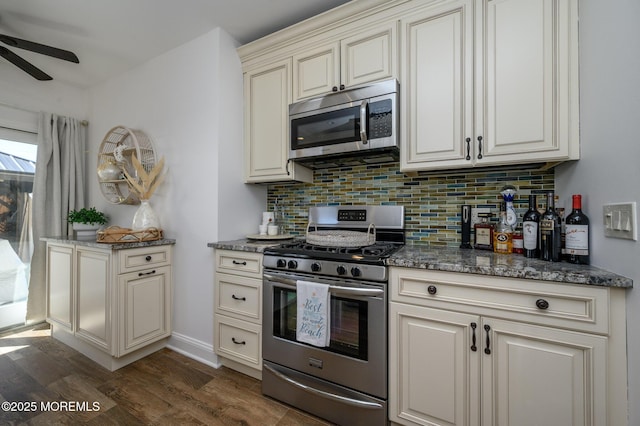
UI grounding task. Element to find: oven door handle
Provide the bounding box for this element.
[263,363,383,410]
[264,274,384,297]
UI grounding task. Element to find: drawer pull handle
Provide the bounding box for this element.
[231,294,246,301]
[232,337,246,345]
[138,270,156,277]
[536,299,549,310]
[145,255,152,261]
[470,322,477,352]
[484,324,491,355]
[232,260,247,266]
[427,285,437,295]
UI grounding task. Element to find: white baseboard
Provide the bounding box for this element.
[167,332,221,369]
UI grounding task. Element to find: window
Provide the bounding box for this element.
[0,135,37,330]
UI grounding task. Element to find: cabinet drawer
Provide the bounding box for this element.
[391,268,610,334]
[216,273,261,322]
[215,250,263,278]
[214,315,261,369]
[118,245,171,274]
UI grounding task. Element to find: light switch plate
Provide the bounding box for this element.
[603,202,637,240]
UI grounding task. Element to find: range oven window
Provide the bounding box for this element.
[272,286,368,360]
[291,106,361,150]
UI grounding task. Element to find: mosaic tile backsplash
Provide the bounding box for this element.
[267,162,554,247]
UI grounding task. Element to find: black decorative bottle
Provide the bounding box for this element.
[523,194,541,258]
[565,194,590,264]
[540,192,561,262]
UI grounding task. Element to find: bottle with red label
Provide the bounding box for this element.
[565,194,590,264]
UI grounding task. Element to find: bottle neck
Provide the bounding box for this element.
[528,195,537,210]
[546,193,555,211]
[572,195,582,211]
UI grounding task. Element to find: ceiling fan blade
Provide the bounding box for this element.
[0,34,79,63]
[0,46,52,80]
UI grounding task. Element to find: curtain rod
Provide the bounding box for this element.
[0,101,89,126]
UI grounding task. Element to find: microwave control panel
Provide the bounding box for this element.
[368,99,393,138]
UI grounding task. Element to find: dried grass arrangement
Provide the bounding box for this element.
[123,154,165,201]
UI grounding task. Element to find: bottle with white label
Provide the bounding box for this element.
[523,195,540,258]
[565,194,590,264]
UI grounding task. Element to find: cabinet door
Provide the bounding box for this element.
[118,266,171,356]
[400,0,474,172]
[389,302,480,426]
[340,23,396,89]
[46,244,74,330]
[75,247,111,351]
[244,59,313,183]
[479,0,578,163]
[293,43,339,101]
[482,318,607,426]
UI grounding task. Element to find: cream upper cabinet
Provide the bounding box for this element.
[401,0,579,172]
[243,58,313,184]
[389,268,628,426]
[292,23,397,101]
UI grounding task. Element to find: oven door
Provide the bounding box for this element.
[262,270,387,399]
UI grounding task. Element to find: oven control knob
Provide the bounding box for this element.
[287,260,298,269]
[337,265,347,275]
[351,267,361,277]
[311,262,322,272]
[276,259,287,268]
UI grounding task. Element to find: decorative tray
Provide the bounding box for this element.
[246,234,295,241]
[97,226,163,243]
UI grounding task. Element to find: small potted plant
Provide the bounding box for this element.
[67,207,109,238]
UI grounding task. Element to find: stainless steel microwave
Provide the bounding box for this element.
[289,79,398,165]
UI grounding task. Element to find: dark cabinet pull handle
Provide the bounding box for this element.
[285,159,291,175]
[232,294,246,301]
[232,337,246,345]
[332,86,338,92]
[339,84,345,90]
[484,324,491,354]
[427,285,437,295]
[232,260,247,266]
[138,269,156,277]
[465,137,471,160]
[536,299,550,310]
[470,322,477,352]
[145,255,152,261]
[477,136,483,159]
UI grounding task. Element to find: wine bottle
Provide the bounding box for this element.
[540,192,561,262]
[565,194,590,264]
[523,195,540,258]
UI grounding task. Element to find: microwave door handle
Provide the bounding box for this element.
[264,274,384,297]
[360,100,368,144]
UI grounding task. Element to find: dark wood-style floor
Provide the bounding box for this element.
[0,324,333,425]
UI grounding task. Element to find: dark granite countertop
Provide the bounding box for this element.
[388,244,633,288]
[207,239,632,288]
[42,236,176,250]
[207,238,291,253]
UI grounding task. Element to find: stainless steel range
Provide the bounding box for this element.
[262,205,404,426]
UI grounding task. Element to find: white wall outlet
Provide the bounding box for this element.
[471,207,491,228]
[603,202,637,241]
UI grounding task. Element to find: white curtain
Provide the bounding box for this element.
[26,113,85,324]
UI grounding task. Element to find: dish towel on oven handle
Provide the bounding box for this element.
[296,280,331,347]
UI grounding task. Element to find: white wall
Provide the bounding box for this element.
[88,27,265,365]
[555,0,640,423]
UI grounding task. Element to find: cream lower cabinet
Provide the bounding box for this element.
[389,267,628,426]
[46,241,173,371]
[214,249,263,379]
[400,0,579,172]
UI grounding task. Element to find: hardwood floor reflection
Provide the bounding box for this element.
[0,324,332,425]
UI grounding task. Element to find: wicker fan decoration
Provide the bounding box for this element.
[122,154,165,201]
